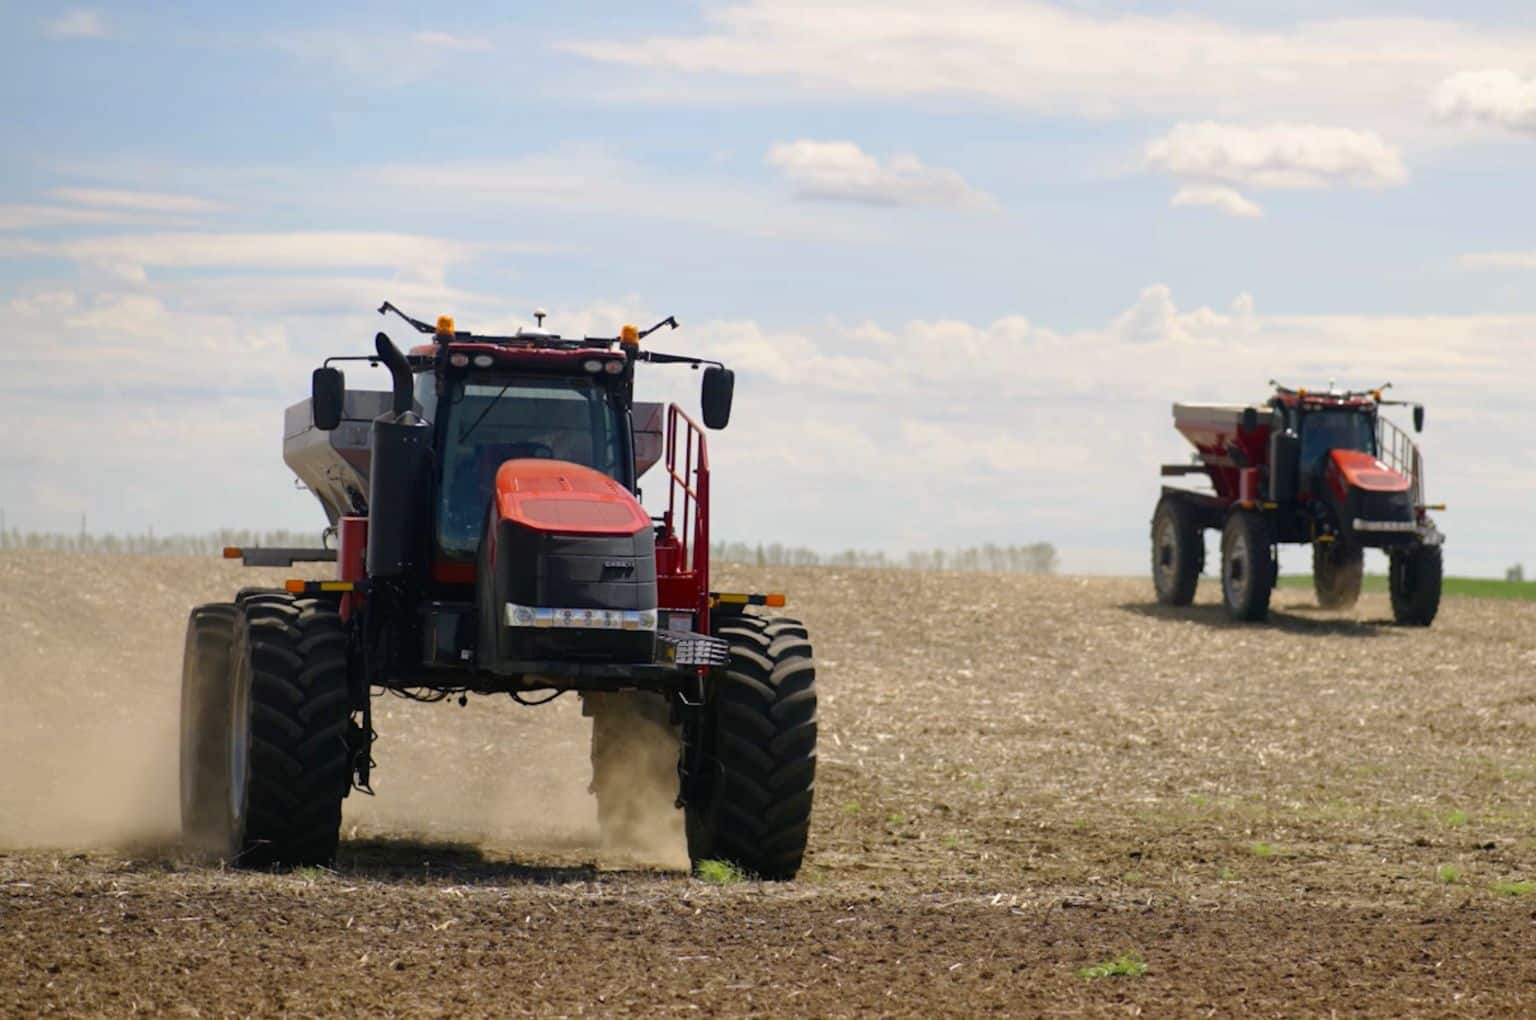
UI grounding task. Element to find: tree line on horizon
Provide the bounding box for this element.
[0,528,325,556]
[0,528,1058,576]
[710,540,1059,575]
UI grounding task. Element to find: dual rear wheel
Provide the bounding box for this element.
[180,591,352,868]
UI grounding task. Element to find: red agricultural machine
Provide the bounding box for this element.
[180,305,817,879]
[1151,382,1444,624]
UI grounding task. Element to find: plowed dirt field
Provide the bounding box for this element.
[4,551,1536,1017]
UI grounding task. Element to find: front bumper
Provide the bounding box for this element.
[1352,518,1416,534]
[486,610,728,687]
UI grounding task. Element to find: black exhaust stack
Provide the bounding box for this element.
[367,332,430,578]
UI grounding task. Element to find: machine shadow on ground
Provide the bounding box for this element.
[333,835,646,885]
[1118,601,1395,637]
[110,835,678,886]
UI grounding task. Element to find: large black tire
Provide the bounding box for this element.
[1390,544,1443,627]
[685,614,817,881]
[1151,495,1204,606]
[1313,540,1364,609]
[180,603,238,857]
[181,592,353,867]
[586,690,682,851]
[1221,512,1275,622]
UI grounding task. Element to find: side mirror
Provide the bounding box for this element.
[1413,405,1424,433]
[312,367,345,431]
[701,366,734,430]
[1240,407,1258,432]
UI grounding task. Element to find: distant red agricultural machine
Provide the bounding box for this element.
[180,305,818,879]
[1151,383,1444,624]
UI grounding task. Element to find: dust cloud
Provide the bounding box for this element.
[0,551,688,868]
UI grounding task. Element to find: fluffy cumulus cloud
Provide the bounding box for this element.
[561,3,1536,127]
[1169,187,1262,219]
[1147,123,1406,191]
[1434,70,1536,135]
[1147,122,1406,218]
[44,9,108,39]
[765,140,994,209]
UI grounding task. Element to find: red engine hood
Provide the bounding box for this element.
[1327,449,1411,493]
[494,460,650,536]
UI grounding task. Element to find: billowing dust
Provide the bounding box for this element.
[0,551,684,867]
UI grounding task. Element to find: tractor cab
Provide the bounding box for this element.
[423,366,634,562]
[1296,406,1378,479]
[1264,387,1424,545]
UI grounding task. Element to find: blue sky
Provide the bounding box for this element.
[2,2,1533,576]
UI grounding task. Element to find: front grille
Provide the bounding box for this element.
[1354,488,1412,523]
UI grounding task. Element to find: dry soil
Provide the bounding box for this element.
[3,551,1536,1017]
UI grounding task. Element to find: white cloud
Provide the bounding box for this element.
[1147,123,1406,192]
[44,9,107,39]
[765,139,994,209]
[653,289,1526,571]
[414,31,491,51]
[0,189,226,231]
[369,148,893,244]
[272,28,496,86]
[1456,251,1536,271]
[1169,186,1263,219]
[0,231,479,282]
[1434,70,1536,135]
[48,188,228,215]
[0,205,181,231]
[560,3,1536,127]
[1,276,1529,574]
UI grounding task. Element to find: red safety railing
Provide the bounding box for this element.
[662,404,710,612]
[1377,415,1425,507]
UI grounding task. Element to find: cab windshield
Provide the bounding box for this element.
[1300,410,1377,474]
[437,375,628,558]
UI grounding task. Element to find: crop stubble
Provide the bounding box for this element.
[3,551,1536,1017]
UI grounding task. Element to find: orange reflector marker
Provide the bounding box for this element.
[710,592,788,608]
[284,580,358,594]
[223,547,242,559]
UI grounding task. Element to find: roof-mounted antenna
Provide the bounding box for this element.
[534,308,547,328]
